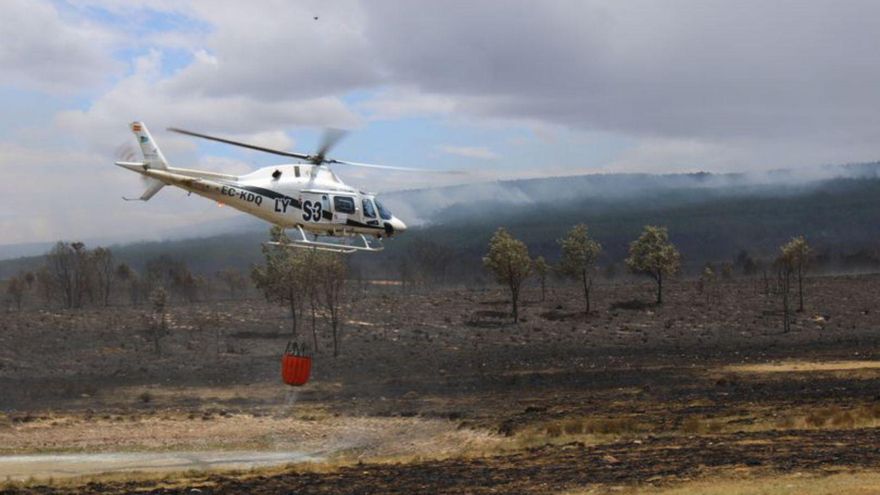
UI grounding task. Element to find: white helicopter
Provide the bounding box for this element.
[115,122,426,253]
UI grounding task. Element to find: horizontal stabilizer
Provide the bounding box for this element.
[123,177,165,201]
[115,161,146,172]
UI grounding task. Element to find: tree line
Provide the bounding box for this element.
[3,241,250,311]
[0,225,820,337]
[484,224,813,329]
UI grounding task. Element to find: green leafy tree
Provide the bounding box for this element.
[483,228,532,322]
[533,256,549,302]
[558,224,603,314]
[625,226,681,304]
[780,236,811,312]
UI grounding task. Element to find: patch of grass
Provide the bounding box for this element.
[561,470,880,495]
[777,404,880,430]
[679,416,723,434]
[527,415,647,447]
[723,360,880,374]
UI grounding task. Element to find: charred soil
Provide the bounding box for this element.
[3,275,880,493]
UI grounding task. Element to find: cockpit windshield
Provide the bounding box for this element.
[375,198,392,220]
[362,198,376,218]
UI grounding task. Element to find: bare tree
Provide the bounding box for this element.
[216,268,246,299]
[148,287,169,356]
[92,247,115,306]
[720,262,733,281]
[46,242,75,308]
[6,276,25,311]
[533,256,549,302]
[303,249,322,353]
[399,258,414,292]
[781,236,811,312]
[193,310,223,357]
[699,263,718,304]
[172,269,200,303]
[35,267,55,307]
[318,252,347,357]
[44,241,93,308]
[774,256,794,333]
[483,228,532,323]
[115,263,137,306]
[411,238,454,285]
[251,227,306,337]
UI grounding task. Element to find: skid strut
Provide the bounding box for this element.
[264,225,384,253]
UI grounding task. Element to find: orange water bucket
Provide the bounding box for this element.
[281,342,312,386]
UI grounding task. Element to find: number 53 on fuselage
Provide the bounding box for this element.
[115,122,410,252]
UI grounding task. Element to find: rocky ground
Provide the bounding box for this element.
[2,274,880,493]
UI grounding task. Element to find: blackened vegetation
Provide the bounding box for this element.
[4,276,880,491]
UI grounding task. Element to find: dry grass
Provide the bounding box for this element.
[780,404,880,430]
[560,471,880,494]
[0,429,504,490]
[722,360,880,374]
[0,410,504,462]
[516,416,647,448]
[515,400,880,450]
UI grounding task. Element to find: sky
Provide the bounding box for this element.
[3,0,880,245]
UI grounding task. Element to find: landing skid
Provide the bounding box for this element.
[264,226,384,254]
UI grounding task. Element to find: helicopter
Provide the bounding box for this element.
[115,122,429,253]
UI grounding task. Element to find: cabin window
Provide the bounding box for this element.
[294,166,301,178]
[333,196,356,214]
[362,199,376,218]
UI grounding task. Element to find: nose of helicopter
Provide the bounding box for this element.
[393,217,407,233]
[385,216,407,236]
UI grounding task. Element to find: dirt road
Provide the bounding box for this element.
[0,450,321,481]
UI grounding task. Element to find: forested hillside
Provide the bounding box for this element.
[3,166,880,282]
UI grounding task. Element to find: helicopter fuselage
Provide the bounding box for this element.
[119,161,407,238]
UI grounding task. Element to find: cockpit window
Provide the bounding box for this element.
[375,199,392,220]
[333,196,356,214]
[362,198,376,218]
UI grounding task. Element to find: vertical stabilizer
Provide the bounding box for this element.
[130,121,168,170]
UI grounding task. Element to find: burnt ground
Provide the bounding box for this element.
[3,274,880,493]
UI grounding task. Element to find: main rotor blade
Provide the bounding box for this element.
[330,159,464,174]
[315,128,348,163]
[167,127,311,160]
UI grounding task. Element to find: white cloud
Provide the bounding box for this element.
[163,1,380,100]
[360,88,457,120]
[55,50,360,155]
[438,145,499,160]
[0,0,121,93]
